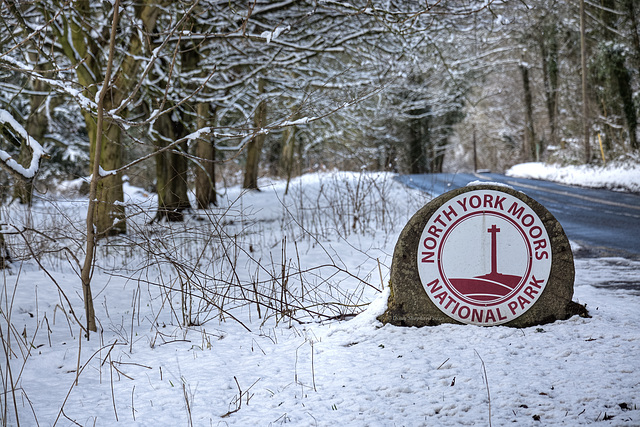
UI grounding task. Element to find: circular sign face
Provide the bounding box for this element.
[417,189,552,325]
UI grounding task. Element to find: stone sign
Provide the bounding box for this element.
[378,183,587,328]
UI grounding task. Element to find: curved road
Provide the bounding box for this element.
[396,172,640,260]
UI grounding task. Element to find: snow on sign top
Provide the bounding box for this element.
[417,189,552,326]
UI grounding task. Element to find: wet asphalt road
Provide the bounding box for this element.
[395,172,640,260]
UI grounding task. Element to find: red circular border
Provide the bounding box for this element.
[436,211,533,307]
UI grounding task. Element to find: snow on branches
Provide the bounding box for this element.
[0,109,46,180]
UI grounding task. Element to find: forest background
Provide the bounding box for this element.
[3,0,639,216]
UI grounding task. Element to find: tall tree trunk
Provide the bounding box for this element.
[281,118,297,195]
[243,78,267,190]
[431,140,446,173]
[628,0,640,150]
[407,106,428,174]
[540,22,559,150]
[0,225,10,269]
[153,111,191,221]
[88,118,126,235]
[195,103,217,208]
[627,0,640,149]
[627,0,640,88]
[580,0,591,163]
[601,0,638,152]
[66,2,125,237]
[80,0,124,335]
[610,53,638,151]
[53,0,162,236]
[520,64,537,162]
[15,143,36,206]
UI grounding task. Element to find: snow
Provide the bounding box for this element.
[261,25,290,44]
[98,166,117,177]
[3,168,640,426]
[0,108,46,179]
[467,179,512,189]
[184,126,213,142]
[506,161,640,193]
[280,116,314,127]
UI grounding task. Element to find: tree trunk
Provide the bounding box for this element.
[540,22,558,150]
[600,0,638,152]
[0,225,10,269]
[243,78,267,190]
[153,111,191,222]
[281,121,297,195]
[520,64,537,162]
[15,145,36,206]
[627,1,640,149]
[407,106,429,174]
[610,53,638,151]
[64,2,126,237]
[580,0,591,163]
[627,0,640,92]
[54,0,162,236]
[430,140,446,173]
[80,0,124,335]
[195,103,217,208]
[90,118,127,235]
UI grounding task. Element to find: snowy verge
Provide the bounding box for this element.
[506,161,640,193]
[4,171,640,426]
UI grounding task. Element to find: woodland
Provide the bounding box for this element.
[1,0,639,214]
[0,1,639,332]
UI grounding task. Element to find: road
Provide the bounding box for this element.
[395,172,640,259]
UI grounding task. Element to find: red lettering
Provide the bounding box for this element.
[423,237,437,250]
[523,285,539,300]
[529,226,543,238]
[428,225,443,238]
[458,305,471,319]
[433,291,447,304]
[508,301,518,315]
[444,296,456,310]
[522,214,535,227]
[434,214,446,227]
[534,239,549,260]
[517,295,531,309]
[470,195,481,209]
[442,204,457,222]
[529,275,544,288]
[496,307,507,320]
[533,238,547,251]
[457,198,468,212]
[483,194,494,208]
[535,251,549,260]
[494,195,506,210]
[450,300,460,314]
[421,252,435,263]
[508,202,525,219]
[485,309,497,323]
[425,278,442,293]
[471,308,483,323]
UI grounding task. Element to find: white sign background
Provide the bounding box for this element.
[417,189,552,325]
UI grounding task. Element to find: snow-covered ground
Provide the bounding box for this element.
[2,165,639,426]
[506,160,640,193]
